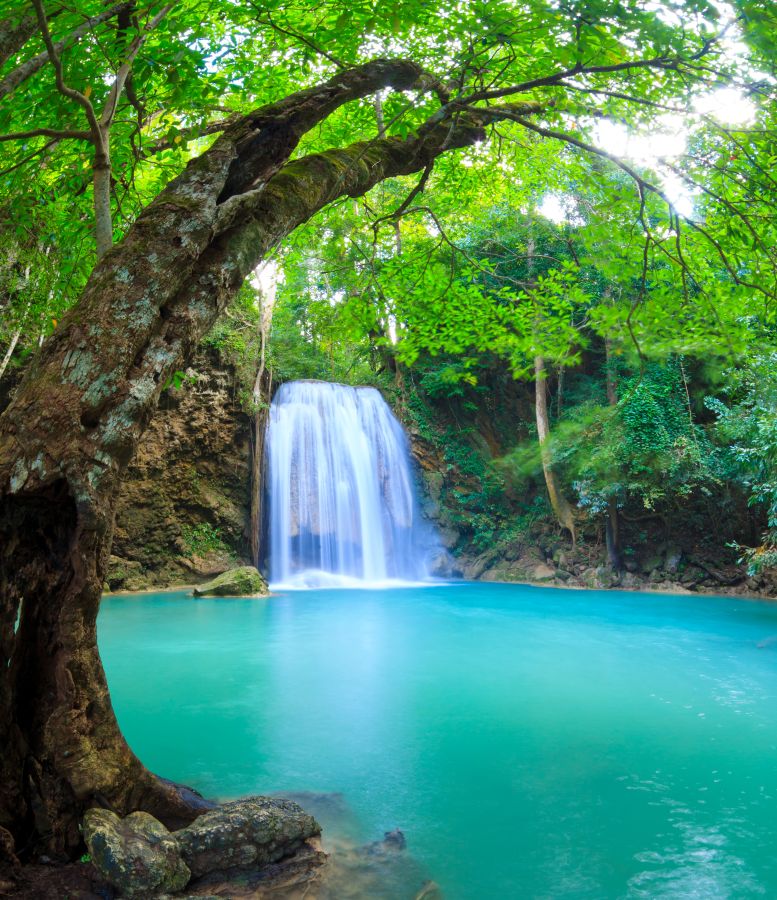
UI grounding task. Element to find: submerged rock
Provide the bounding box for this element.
[193,565,268,597]
[176,797,320,877]
[82,808,190,898]
[361,828,407,856]
[315,827,441,900]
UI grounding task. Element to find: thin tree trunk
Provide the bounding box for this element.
[605,498,621,570]
[0,328,21,381]
[250,279,276,570]
[0,5,130,99]
[0,277,33,381]
[0,60,526,858]
[529,220,575,545]
[93,130,113,259]
[555,363,564,417]
[250,373,272,570]
[535,355,576,544]
[604,337,621,569]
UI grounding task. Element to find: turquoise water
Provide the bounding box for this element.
[99,583,777,898]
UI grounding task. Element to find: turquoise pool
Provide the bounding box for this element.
[99,583,777,898]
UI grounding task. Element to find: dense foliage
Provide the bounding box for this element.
[1,0,776,562]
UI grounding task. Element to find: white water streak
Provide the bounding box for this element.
[266,381,436,589]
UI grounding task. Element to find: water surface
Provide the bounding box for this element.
[99,583,777,898]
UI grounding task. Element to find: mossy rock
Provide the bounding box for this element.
[192,565,268,597]
[83,809,190,898]
[106,555,147,591]
[175,796,320,878]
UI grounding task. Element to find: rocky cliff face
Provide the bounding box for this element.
[94,355,774,598]
[108,349,252,591]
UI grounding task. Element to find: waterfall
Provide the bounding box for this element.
[266,380,437,588]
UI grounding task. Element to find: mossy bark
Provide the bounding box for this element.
[0,59,532,861]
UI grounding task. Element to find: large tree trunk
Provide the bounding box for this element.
[0,59,523,861]
[535,355,576,544]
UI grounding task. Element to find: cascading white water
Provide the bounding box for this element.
[266,380,437,588]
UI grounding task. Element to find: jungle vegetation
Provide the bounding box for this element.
[0,0,775,867]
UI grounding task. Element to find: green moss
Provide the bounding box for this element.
[192,566,268,597]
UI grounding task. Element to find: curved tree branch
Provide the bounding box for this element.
[0,127,91,143]
[0,3,131,101]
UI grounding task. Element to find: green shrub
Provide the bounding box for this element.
[181,523,230,557]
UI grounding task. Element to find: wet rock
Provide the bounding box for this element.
[620,571,640,589]
[580,565,615,589]
[421,471,444,501]
[178,552,234,579]
[532,562,555,581]
[421,497,441,519]
[437,526,461,549]
[83,808,190,898]
[176,797,320,878]
[192,565,268,597]
[665,546,683,574]
[428,550,463,578]
[465,550,498,579]
[641,554,663,575]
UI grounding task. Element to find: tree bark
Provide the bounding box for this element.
[93,130,113,259]
[604,337,621,569]
[249,280,276,570]
[535,355,576,544]
[0,59,535,860]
